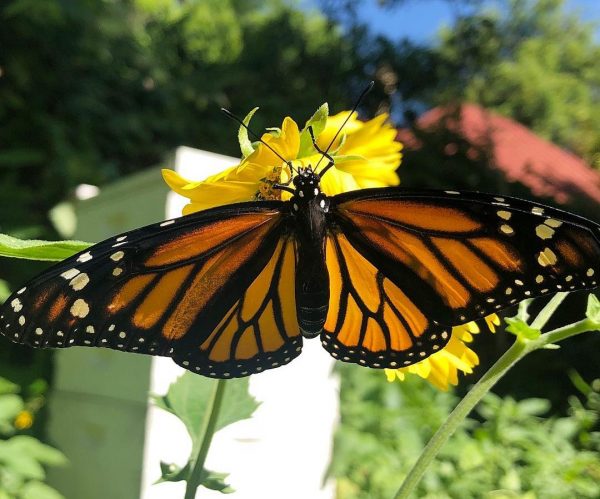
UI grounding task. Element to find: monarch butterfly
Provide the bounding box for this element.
[1,151,600,378]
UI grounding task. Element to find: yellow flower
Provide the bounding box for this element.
[385,314,500,391]
[14,410,34,430]
[162,108,402,215]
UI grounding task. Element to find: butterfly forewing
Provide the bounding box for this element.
[1,202,302,377]
[321,188,600,367]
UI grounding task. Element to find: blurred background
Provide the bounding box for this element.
[1,0,600,497]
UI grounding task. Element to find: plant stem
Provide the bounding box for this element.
[393,335,526,499]
[530,292,567,330]
[184,379,227,499]
[393,304,597,499]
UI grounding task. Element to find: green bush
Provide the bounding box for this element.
[0,377,67,499]
[329,366,600,499]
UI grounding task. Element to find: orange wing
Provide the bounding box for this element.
[322,189,600,367]
[1,202,301,377]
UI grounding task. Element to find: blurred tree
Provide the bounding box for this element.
[433,0,600,166]
[0,0,363,240]
[355,0,600,166]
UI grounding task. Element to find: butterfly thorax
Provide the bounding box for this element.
[289,168,330,338]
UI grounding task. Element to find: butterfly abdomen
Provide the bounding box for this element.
[292,177,330,338]
[296,250,329,339]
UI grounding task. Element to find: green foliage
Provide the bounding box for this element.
[430,0,600,165]
[330,367,600,499]
[153,374,259,494]
[0,0,360,240]
[0,377,67,499]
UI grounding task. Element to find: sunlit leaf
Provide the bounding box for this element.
[585,294,600,325]
[504,317,541,341]
[155,374,259,452]
[238,107,259,159]
[20,481,65,499]
[0,234,91,262]
[299,102,329,157]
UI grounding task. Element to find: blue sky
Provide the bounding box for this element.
[315,0,600,43]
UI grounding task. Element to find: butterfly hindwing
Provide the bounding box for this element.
[175,236,301,377]
[321,231,452,368]
[321,188,600,368]
[1,202,302,377]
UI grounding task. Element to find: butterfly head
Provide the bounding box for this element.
[289,166,329,214]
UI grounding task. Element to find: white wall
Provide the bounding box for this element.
[141,147,339,499]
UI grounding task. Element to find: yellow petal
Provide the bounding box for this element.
[247,117,301,168]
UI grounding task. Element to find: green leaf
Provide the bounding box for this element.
[156,374,259,453]
[238,107,259,159]
[0,234,91,261]
[0,394,24,421]
[6,436,67,466]
[504,317,541,341]
[0,280,11,302]
[585,293,600,325]
[20,481,65,499]
[202,468,235,494]
[0,377,19,395]
[0,441,45,480]
[299,103,329,157]
[517,398,550,416]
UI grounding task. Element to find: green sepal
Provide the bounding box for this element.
[201,469,235,494]
[238,107,259,159]
[0,234,91,262]
[504,317,541,341]
[155,461,189,484]
[585,293,600,325]
[265,127,281,137]
[333,154,364,164]
[298,103,329,157]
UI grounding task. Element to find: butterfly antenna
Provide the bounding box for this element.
[314,81,374,172]
[221,108,298,175]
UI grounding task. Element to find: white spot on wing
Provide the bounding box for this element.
[544,218,562,228]
[70,299,90,318]
[110,251,125,262]
[535,224,555,240]
[77,251,93,263]
[69,273,89,291]
[160,220,175,227]
[11,298,22,313]
[61,268,80,280]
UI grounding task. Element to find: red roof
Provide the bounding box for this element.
[398,103,600,205]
